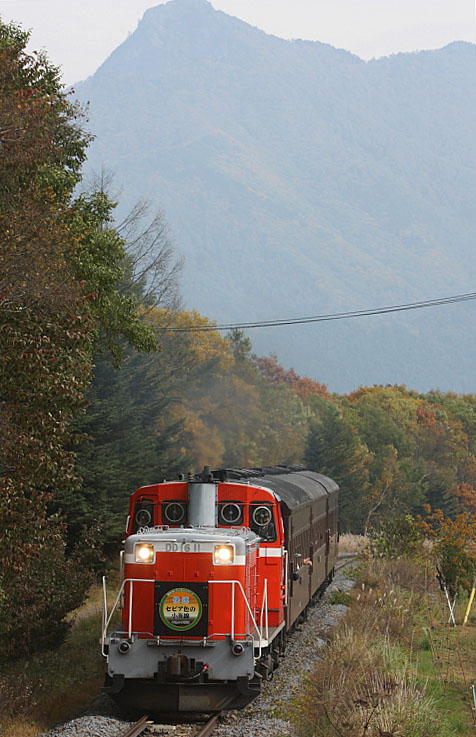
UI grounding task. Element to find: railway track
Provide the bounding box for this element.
[334,553,358,574]
[119,712,222,737]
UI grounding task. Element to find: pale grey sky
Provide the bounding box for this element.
[0,0,474,85]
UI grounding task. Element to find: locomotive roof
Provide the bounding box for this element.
[214,466,338,510]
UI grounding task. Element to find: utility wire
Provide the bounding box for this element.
[157,291,476,333]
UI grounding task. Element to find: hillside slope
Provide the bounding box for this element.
[76,0,476,392]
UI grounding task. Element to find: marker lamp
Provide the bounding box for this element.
[214,545,234,565]
[135,543,154,563]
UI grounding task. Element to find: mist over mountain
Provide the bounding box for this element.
[75,0,476,393]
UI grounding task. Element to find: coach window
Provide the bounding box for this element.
[249,503,276,542]
[132,498,155,533]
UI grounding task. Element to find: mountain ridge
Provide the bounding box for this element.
[76,1,476,392]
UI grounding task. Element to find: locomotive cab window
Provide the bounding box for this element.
[132,498,155,533]
[249,503,276,542]
[218,502,244,526]
[162,501,187,525]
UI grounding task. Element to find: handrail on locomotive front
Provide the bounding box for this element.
[101,576,269,660]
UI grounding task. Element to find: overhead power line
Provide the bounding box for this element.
[158,291,476,333]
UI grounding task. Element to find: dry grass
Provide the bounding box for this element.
[293,556,476,737]
[296,626,438,737]
[1,721,39,737]
[338,533,368,554]
[0,582,112,736]
[352,558,432,643]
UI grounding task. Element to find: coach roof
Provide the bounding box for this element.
[248,470,337,510]
[213,467,338,511]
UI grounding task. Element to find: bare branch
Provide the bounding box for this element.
[120,201,183,310]
[79,169,182,310]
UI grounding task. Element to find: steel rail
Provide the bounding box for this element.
[195,711,222,737]
[119,715,149,737]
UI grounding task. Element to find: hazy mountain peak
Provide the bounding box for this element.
[135,0,249,47]
[166,0,212,7]
[441,40,475,54]
[77,12,476,393]
[144,0,214,19]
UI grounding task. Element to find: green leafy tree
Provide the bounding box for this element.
[70,190,157,362]
[367,515,422,560]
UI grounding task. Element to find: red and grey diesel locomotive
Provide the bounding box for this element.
[101,466,338,713]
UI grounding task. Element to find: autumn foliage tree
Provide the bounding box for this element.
[342,385,470,529]
[254,353,328,399]
[0,20,155,658]
[0,22,94,656]
[416,506,476,597]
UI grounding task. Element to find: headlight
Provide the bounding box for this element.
[135,543,154,563]
[214,545,234,565]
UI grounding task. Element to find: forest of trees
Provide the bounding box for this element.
[2,18,476,663]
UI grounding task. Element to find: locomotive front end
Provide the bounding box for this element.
[102,477,262,713]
